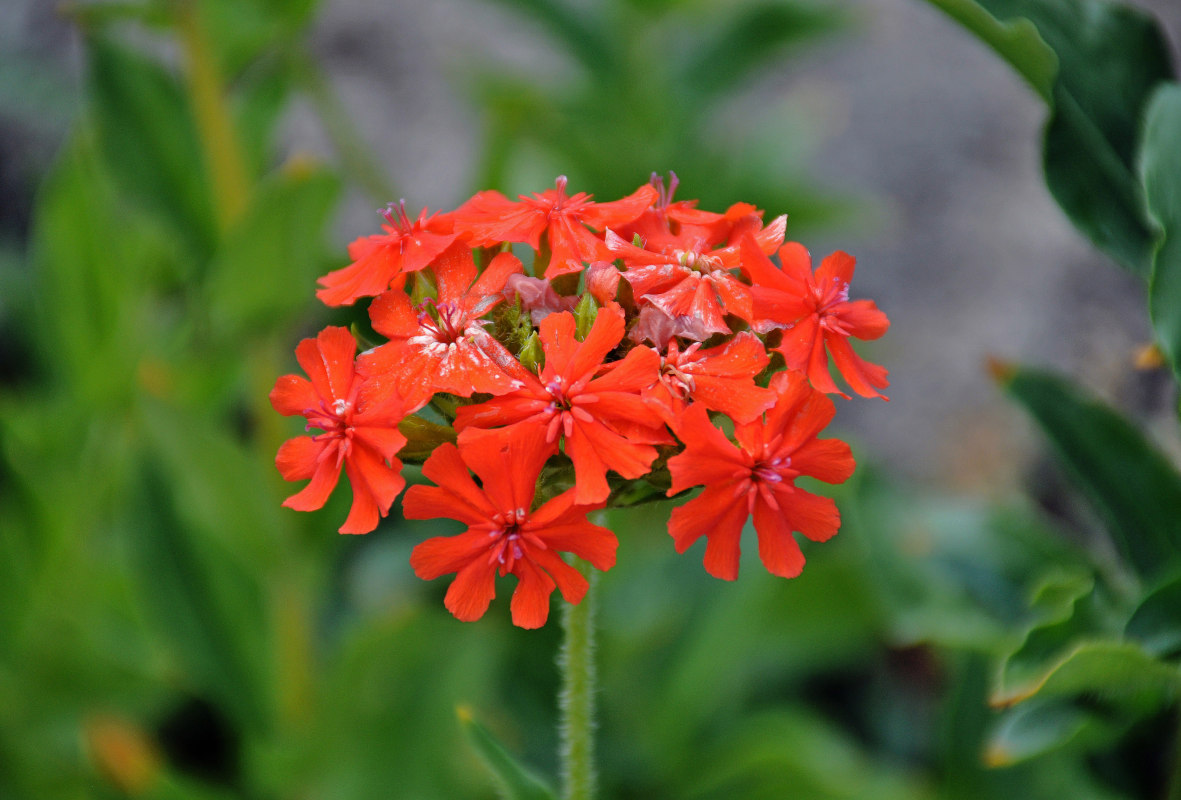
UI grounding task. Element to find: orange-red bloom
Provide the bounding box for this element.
[665,371,855,580]
[743,237,890,399]
[270,326,407,533]
[405,426,617,628]
[454,176,657,278]
[640,332,776,425]
[316,201,458,307]
[455,304,668,504]
[606,213,785,339]
[359,243,530,410]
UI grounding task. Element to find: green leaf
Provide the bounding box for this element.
[1126,576,1181,659]
[985,697,1124,767]
[205,165,339,333]
[86,35,216,256]
[922,0,1174,275]
[1140,84,1181,387]
[993,639,1181,709]
[998,365,1181,583]
[457,707,556,800]
[921,0,1056,100]
[123,452,273,732]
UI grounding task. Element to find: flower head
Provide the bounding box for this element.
[744,237,890,399]
[406,425,617,628]
[270,326,407,533]
[665,371,855,580]
[455,176,657,278]
[316,201,458,307]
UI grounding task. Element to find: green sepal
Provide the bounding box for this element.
[397,415,457,463]
[518,332,544,373]
[573,293,599,341]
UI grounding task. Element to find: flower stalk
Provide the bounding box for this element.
[558,557,598,800]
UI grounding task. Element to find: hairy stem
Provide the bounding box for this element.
[558,557,597,800]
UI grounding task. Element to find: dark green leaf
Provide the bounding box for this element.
[1126,576,1181,659]
[923,0,1174,275]
[985,697,1124,766]
[86,35,217,256]
[921,0,1055,100]
[123,450,272,732]
[1140,84,1181,387]
[994,640,1181,709]
[457,707,556,800]
[999,366,1181,582]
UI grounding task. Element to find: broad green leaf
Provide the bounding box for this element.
[999,365,1181,582]
[205,165,339,333]
[86,36,216,256]
[29,134,166,403]
[996,571,1103,700]
[457,707,556,800]
[993,639,1181,708]
[923,0,1174,275]
[985,697,1124,767]
[921,0,1055,100]
[1140,84,1181,387]
[1126,576,1181,659]
[139,396,283,565]
[123,453,273,732]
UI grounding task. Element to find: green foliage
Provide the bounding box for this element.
[997,366,1181,584]
[922,0,1175,276]
[1141,85,1181,387]
[459,708,557,800]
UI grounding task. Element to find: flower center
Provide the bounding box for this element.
[541,375,598,443]
[380,199,415,236]
[418,299,468,344]
[485,508,548,574]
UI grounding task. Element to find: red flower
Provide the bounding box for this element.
[665,371,855,580]
[605,213,785,339]
[405,425,617,628]
[270,326,408,534]
[455,303,668,505]
[359,243,531,410]
[454,176,657,278]
[316,201,457,307]
[743,237,890,399]
[641,331,777,425]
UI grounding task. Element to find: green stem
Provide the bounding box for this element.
[559,557,597,800]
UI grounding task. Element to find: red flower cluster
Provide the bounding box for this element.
[272,174,889,627]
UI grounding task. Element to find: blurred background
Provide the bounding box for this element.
[2,0,1180,797]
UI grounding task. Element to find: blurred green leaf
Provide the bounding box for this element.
[985,696,1124,767]
[87,35,217,256]
[1140,84,1181,388]
[999,365,1181,583]
[681,3,846,102]
[457,707,557,800]
[205,165,339,333]
[125,403,276,732]
[681,708,929,800]
[1126,576,1181,659]
[994,639,1181,709]
[921,0,1055,101]
[30,133,166,403]
[995,571,1105,702]
[924,0,1174,275]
